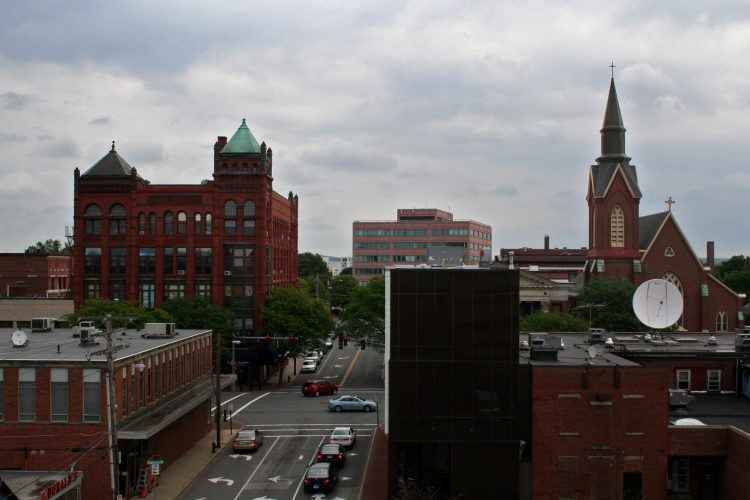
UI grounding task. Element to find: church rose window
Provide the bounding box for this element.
[610,205,625,248]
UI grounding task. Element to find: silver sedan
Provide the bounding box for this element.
[327,395,377,413]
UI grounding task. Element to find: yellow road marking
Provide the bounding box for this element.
[339,348,362,387]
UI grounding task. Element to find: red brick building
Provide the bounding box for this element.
[0,253,71,298]
[0,326,232,499]
[72,120,298,333]
[352,208,492,282]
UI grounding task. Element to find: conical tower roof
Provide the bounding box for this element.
[598,78,629,162]
[220,119,261,154]
[602,78,624,129]
[82,141,134,177]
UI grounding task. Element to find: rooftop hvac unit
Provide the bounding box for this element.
[736,333,750,351]
[31,317,55,332]
[528,333,561,361]
[72,321,99,338]
[142,322,177,338]
[588,328,606,343]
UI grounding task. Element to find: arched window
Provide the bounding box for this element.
[149,213,157,235]
[205,213,212,235]
[139,213,146,234]
[716,311,728,332]
[177,211,187,235]
[224,200,237,217]
[109,204,127,235]
[164,212,174,235]
[84,204,102,235]
[610,205,625,248]
[243,200,256,236]
[194,213,202,235]
[663,272,684,327]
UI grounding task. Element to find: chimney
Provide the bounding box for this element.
[707,241,715,271]
[544,235,550,251]
[508,250,514,269]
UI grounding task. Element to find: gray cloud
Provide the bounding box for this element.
[38,136,80,159]
[88,116,112,126]
[0,91,34,109]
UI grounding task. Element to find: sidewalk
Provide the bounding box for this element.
[360,424,388,500]
[140,425,239,499]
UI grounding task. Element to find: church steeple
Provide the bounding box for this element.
[597,78,630,163]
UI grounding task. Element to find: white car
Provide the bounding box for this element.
[301,359,317,373]
[306,351,322,364]
[329,426,357,449]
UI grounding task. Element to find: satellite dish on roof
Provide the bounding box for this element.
[587,345,598,359]
[11,330,28,348]
[633,279,684,329]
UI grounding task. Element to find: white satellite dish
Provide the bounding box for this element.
[587,345,598,359]
[11,330,28,348]
[633,279,684,329]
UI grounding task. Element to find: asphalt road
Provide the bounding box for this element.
[179,344,384,500]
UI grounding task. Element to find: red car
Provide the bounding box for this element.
[302,380,338,397]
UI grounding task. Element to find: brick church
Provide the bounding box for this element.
[72,120,298,333]
[584,78,744,332]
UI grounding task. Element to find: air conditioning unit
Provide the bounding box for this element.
[142,322,177,338]
[31,317,54,332]
[177,270,186,275]
[224,271,232,276]
[736,333,750,351]
[72,321,99,338]
[139,230,145,235]
[528,333,561,361]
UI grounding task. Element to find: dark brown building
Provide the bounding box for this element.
[385,267,520,498]
[72,120,298,333]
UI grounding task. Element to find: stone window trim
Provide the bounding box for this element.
[610,205,625,248]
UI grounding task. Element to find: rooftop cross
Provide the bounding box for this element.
[610,61,616,79]
[111,140,116,151]
[665,196,676,211]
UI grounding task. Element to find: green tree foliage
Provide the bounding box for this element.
[520,312,589,332]
[339,267,352,276]
[64,298,172,329]
[26,239,70,254]
[329,274,358,309]
[340,276,385,349]
[298,252,332,280]
[263,285,333,355]
[573,277,647,332]
[161,297,235,356]
[715,255,750,301]
[298,275,330,303]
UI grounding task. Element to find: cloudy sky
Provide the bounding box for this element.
[1,1,749,257]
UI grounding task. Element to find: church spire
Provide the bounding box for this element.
[598,77,629,163]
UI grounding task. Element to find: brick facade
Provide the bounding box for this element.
[0,253,71,298]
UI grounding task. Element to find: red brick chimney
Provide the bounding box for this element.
[707,241,715,271]
[544,235,550,251]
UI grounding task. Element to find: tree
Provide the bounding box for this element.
[263,285,333,375]
[298,252,331,280]
[573,277,647,332]
[161,297,235,358]
[715,255,750,301]
[26,238,70,254]
[340,276,385,349]
[64,298,172,328]
[520,312,589,332]
[329,274,358,309]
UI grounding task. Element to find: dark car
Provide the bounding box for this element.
[232,429,263,452]
[302,380,338,397]
[303,462,338,493]
[317,443,346,468]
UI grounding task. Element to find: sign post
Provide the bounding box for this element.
[146,459,164,500]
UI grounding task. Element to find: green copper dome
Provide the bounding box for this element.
[221,119,261,154]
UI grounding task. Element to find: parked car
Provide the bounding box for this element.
[302,380,338,397]
[303,462,338,493]
[324,336,334,348]
[329,426,356,449]
[316,442,346,468]
[233,429,263,452]
[301,359,317,373]
[328,395,377,413]
[306,351,322,364]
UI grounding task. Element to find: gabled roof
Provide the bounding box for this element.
[589,161,642,198]
[82,142,134,177]
[220,119,261,154]
[639,211,669,250]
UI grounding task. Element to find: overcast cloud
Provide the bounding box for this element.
[1,1,749,257]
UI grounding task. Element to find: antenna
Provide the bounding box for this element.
[632,279,684,329]
[11,330,29,348]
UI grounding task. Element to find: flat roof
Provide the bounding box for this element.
[670,393,750,434]
[0,327,211,364]
[520,340,639,366]
[536,332,748,356]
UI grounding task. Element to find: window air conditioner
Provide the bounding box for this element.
[139,230,145,235]
[224,271,232,276]
[177,270,185,275]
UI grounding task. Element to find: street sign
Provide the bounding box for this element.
[151,463,160,475]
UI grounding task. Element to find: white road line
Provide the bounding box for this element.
[317,349,337,374]
[358,425,379,500]
[211,392,248,411]
[291,435,326,500]
[232,436,280,500]
[230,392,271,418]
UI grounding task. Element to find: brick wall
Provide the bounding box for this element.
[634,358,737,392]
[145,399,212,468]
[722,427,750,500]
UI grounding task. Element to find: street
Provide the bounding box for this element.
[179,343,384,500]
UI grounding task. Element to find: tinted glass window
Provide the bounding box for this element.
[321,445,339,454]
[308,466,330,478]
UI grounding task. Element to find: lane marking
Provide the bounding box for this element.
[339,348,362,387]
[315,348,337,375]
[231,392,271,418]
[232,437,280,500]
[291,436,327,500]
[212,392,248,412]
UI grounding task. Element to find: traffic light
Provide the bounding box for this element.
[343,335,349,347]
[338,336,343,349]
[289,336,295,345]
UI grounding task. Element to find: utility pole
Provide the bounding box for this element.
[105,314,118,500]
[215,332,222,449]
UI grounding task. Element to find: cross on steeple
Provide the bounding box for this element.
[111,140,116,152]
[665,196,676,211]
[610,61,616,79]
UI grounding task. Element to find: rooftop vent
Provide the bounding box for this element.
[588,328,606,343]
[528,333,561,361]
[141,323,177,338]
[31,318,55,332]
